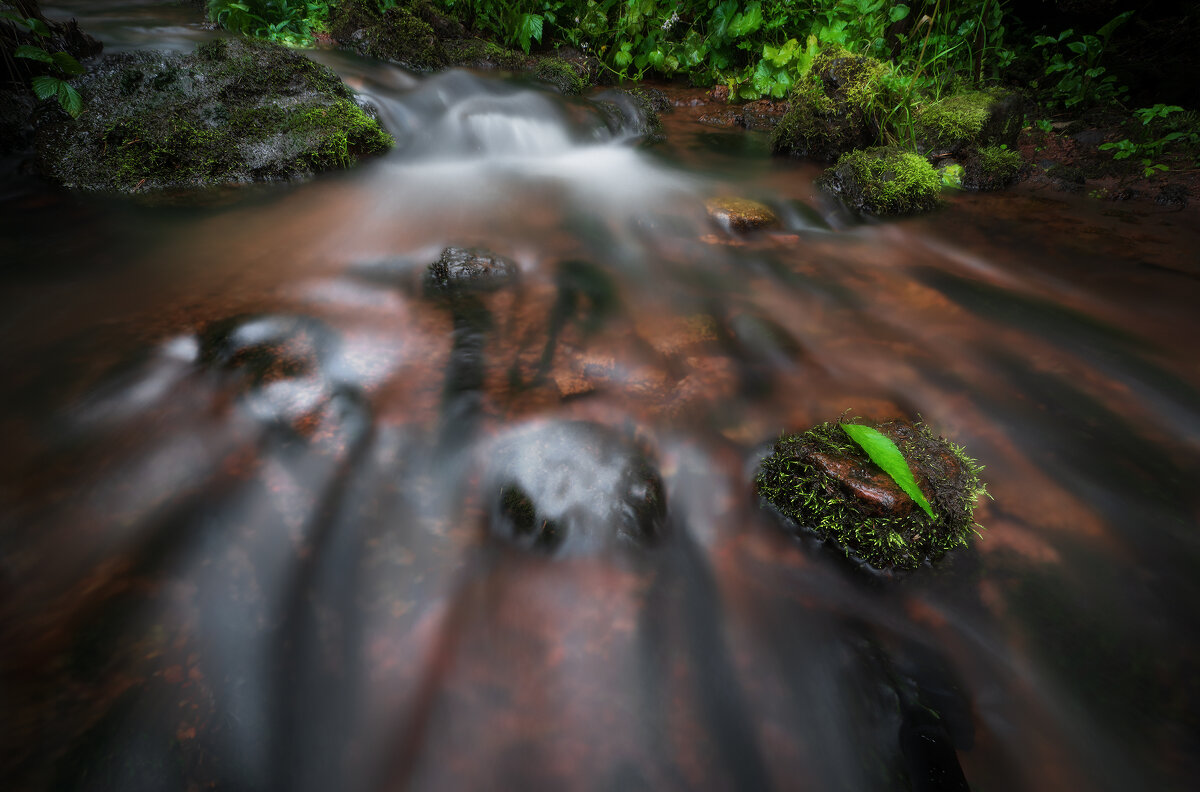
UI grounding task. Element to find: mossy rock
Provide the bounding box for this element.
[442,38,531,71]
[34,37,393,192]
[818,146,942,217]
[914,88,1025,154]
[593,87,665,144]
[328,0,450,70]
[755,420,986,570]
[770,47,887,162]
[960,144,1026,191]
[533,56,591,96]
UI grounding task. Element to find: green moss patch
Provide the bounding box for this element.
[818,146,942,216]
[961,144,1026,191]
[770,47,887,162]
[915,88,1025,152]
[35,38,393,193]
[329,0,447,70]
[755,420,987,570]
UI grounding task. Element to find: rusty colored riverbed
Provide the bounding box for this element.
[2,4,1199,791]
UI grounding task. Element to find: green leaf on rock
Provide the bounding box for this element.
[841,423,936,519]
[30,74,60,100]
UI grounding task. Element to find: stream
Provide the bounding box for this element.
[3,3,1200,791]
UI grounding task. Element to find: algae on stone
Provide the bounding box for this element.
[770,47,887,162]
[34,37,393,192]
[818,146,942,216]
[755,420,986,570]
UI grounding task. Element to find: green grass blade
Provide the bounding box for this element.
[841,423,936,519]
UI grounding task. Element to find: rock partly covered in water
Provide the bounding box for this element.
[705,196,780,232]
[35,37,393,192]
[818,147,942,217]
[755,419,986,570]
[424,247,519,295]
[482,421,668,556]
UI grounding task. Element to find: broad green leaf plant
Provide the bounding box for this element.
[2,9,85,117]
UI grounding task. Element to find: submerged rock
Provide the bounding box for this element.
[34,37,392,192]
[755,419,986,570]
[424,247,519,296]
[482,421,667,556]
[770,47,886,162]
[705,196,780,233]
[818,147,942,217]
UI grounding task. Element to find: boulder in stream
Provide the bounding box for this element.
[705,196,780,233]
[483,421,668,556]
[818,146,942,217]
[34,37,393,192]
[424,246,520,296]
[755,419,986,570]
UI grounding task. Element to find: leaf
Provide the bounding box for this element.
[52,51,86,76]
[889,5,910,23]
[14,44,54,63]
[57,81,82,118]
[27,17,50,37]
[1096,10,1133,41]
[728,3,763,37]
[30,75,60,100]
[840,423,936,520]
[516,13,543,54]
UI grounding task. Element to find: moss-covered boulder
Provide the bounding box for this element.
[960,144,1026,191]
[818,146,941,216]
[34,37,393,192]
[328,0,455,69]
[770,47,886,161]
[914,88,1025,154]
[755,420,986,570]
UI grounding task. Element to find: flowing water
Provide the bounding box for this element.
[3,4,1200,791]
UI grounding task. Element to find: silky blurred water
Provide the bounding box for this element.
[3,3,1200,791]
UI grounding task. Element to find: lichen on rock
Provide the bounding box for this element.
[755,419,986,570]
[770,47,887,162]
[34,37,393,192]
[818,146,942,216]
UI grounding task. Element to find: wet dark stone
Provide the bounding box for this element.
[593,87,666,145]
[199,315,333,385]
[1155,183,1189,208]
[423,247,519,296]
[482,421,667,556]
